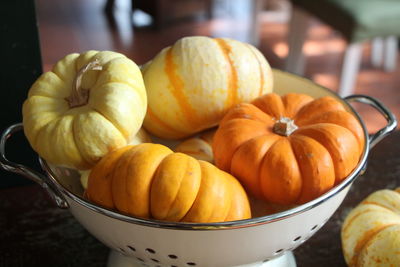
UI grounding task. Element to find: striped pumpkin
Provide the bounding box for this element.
[341,188,400,266]
[142,36,273,139]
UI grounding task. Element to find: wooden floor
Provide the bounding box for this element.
[36,0,399,134]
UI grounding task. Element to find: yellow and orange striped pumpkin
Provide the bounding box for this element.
[142,36,273,139]
[341,188,400,266]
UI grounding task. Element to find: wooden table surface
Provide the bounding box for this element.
[1,130,399,267]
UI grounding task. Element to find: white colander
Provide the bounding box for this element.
[1,70,397,267]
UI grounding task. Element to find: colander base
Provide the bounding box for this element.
[107,250,296,267]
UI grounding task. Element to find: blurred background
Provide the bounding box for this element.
[35,0,399,134]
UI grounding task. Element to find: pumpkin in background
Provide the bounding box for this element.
[213,93,365,204]
[85,143,251,223]
[80,170,90,190]
[174,128,215,163]
[23,50,147,170]
[341,188,400,267]
[130,127,152,145]
[80,127,151,189]
[142,36,273,140]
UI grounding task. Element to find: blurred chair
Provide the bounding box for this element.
[285,0,400,96]
[106,0,213,29]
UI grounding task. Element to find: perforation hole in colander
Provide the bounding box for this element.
[118,245,198,267]
[263,223,326,260]
[274,248,284,256]
[146,248,156,254]
[135,257,145,262]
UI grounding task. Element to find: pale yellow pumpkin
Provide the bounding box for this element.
[341,188,400,267]
[130,127,152,145]
[80,170,91,190]
[142,36,273,139]
[23,51,147,170]
[174,128,215,163]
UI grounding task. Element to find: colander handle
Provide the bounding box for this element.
[344,94,397,149]
[0,123,69,209]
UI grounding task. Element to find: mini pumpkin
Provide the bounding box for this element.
[142,36,273,139]
[23,51,147,170]
[213,92,365,204]
[341,188,400,267]
[174,128,215,163]
[85,143,251,223]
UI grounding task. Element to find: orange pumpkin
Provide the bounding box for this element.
[85,143,251,223]
[213,93,365,205]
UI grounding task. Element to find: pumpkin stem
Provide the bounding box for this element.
[273,117,298,136]
[65,59,103,108]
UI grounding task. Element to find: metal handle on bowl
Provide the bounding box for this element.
[0,123,69,209]
[345,94,397,149]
